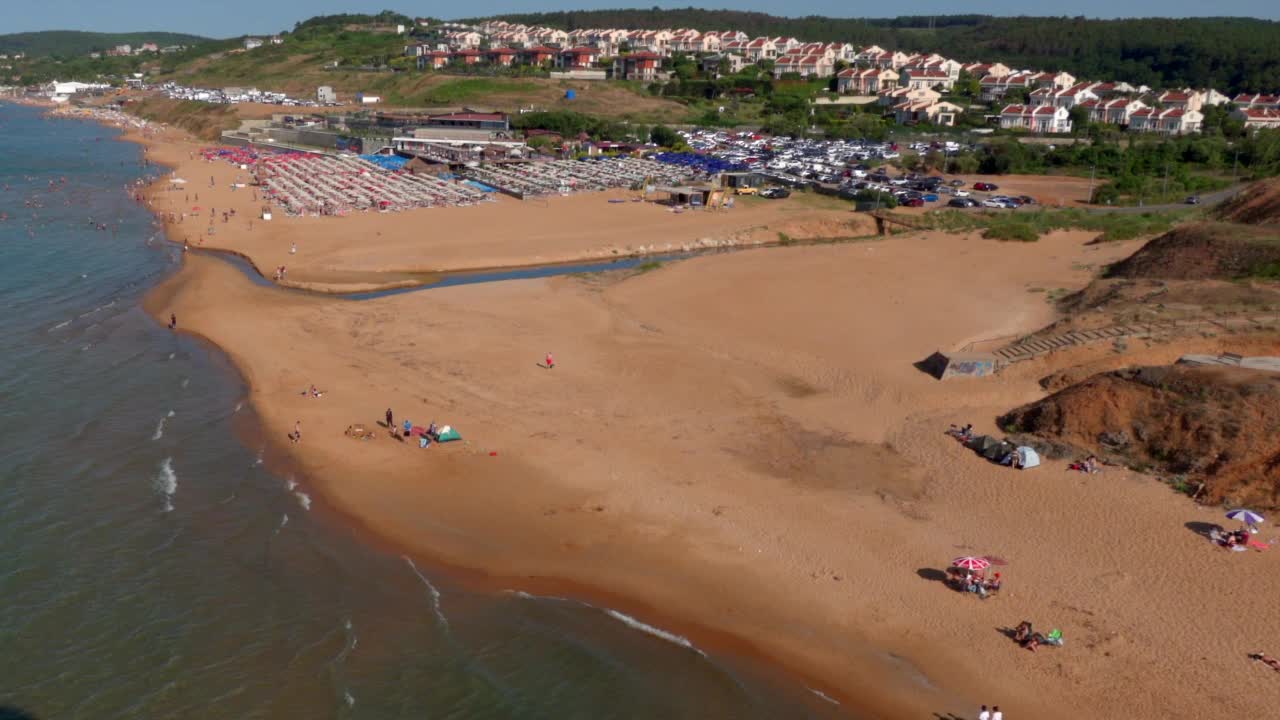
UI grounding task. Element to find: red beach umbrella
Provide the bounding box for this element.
[952,556,991,571]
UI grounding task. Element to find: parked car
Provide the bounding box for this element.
[947,198,976,208]
[1185,195,1201,204]
[923,194,939,202]
[981,199,1007,208]
[973,182,999,191]
[1018,195,1036,205]
[949,179,965,187]
[760,187,790,199]
[735,186,759,196]
[953,190,971,198]
[902,197,925,207]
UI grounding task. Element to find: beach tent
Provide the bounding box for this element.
[967,435,1014,462]
[1014,446,1041,469]
[435,426,461,443]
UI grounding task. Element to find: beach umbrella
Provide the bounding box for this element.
[952,556,991,571]
[1226,509,1265,526]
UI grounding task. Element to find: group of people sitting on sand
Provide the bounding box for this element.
[302,385,323,399]
[1212,527,1257,549]
[1013,621,1064,652]
[946,423,974,442]
[1068,455,1101,474]
[945,567,1002,599]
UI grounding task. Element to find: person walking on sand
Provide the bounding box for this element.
[169,313,177,330]
[990,706,1002,720]
[294,420,302,443]
[978,706,991,720]
[386,408,394,428]
[290,242,297,255]
[545,352,554,369]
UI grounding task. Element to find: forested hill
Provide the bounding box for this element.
[463,10,1280,93]
[0,31,212,57]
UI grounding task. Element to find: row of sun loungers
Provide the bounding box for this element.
[462,158,702,198]
[257,155,486,216]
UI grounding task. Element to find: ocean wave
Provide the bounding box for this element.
[808,688,840,705]
[402,556,450,631]
[49,319,71,331]
[507,589,571,603]
[152,409,174,440]
[154,457,177,512]
[180,378,189,389]
[343,691,355,708]
[604,610,704,656]
[294,491,311,511]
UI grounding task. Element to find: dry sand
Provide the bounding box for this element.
[128,124,1280,719]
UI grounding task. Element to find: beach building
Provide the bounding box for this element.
[243,38,264,50]
[425,112,510,132]
[1231,107,1280,131]
[316,86,336,104]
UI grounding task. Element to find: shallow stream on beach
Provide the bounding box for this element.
[0,102,849,719]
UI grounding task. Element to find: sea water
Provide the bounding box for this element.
[0,102,849,719]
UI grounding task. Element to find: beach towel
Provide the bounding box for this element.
[435,427,461,443]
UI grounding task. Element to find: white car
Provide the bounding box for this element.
[981,199,1006,209]
[953,190,971,198]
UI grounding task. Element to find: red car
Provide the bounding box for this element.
[973,182,999,191]
[902,197,925,207]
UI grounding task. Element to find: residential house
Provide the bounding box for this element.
[702,53,746,75]
[773,53,834,79]
[824,43,857,63]
[900,67,954,92]
[772,37,802,54]
[491,30,531,47]
[1203,88,1231,106]
[964,62,1011,79]
[1028,83,1098,110]
[836,67,898,95]
[1079,97,1147,125]
[446,31,483,49]
[854,45,886,65]
[1026,71,1076,90]
[980,73,1034,102]
[999,104,1073,133]
[744,38,778,62]
[1232,107,1280,131]
[618,52,664,81]
[138,42,159,53]
[1128,107,1203,134]
[416,51,450,70]
[528,28,569,47]
[404,43,432,57]
[788,43,835,61]
[670,29,702,53]
[559,47,600,69]
[1232,93,1280,109]
[870,50,912,69]
[879,86,940,107]
[487,47,518,67]
[1155,90,1205,112]
[628,30,673,54]
[243,38,264,50]
[451,49,483,66]
[921,58,963,81]
[269,36,283,45]
[108,44,132,56]
[520,46,558,67]
[893,100,964,126]
[722,40,751,58]
[317,86,337,104]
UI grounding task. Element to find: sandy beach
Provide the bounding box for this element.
[117,116,1280,718]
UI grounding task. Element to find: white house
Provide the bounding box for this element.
[999,104,1073,133]
[837,68,899,95]
[1128,107,1203,134]
[243,38,264,50]
[900,67,954,92]
[773,54,834,79]
[1232,107,1280,131]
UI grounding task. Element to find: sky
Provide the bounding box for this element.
[6,0,1278,37]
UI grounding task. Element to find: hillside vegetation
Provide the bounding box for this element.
[468,10,1280,93]
[0,30,211,56]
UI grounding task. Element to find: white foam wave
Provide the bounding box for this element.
[80,343,92,352]
[402,556,450,630]
[154,457,177,512]
[809,688,840,705]
[180,378,189,389]
[152,410,174,440]
[167,352,175,360]
[343,691,355,708]
[507,589,571,603]
[294,491,311,511]
[234,401,243,413]
[49,320,71,331]
[604,610,704,656]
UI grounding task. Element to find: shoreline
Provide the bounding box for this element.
[73,100,1280,720]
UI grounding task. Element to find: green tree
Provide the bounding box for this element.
[649,124,680,147]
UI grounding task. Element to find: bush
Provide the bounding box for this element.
[982,223,1039,242]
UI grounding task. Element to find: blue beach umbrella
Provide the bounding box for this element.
[1226,509,1265,526]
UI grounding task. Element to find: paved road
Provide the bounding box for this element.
[1080,183,1246,214]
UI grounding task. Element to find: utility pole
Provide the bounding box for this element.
[1087,163,1096,204]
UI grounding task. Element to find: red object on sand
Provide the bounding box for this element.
[489,451,498,456]
[952,556,991,571]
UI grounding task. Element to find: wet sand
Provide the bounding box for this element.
[122,119,1280,719]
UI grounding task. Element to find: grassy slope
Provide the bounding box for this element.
[162,39,689,121]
